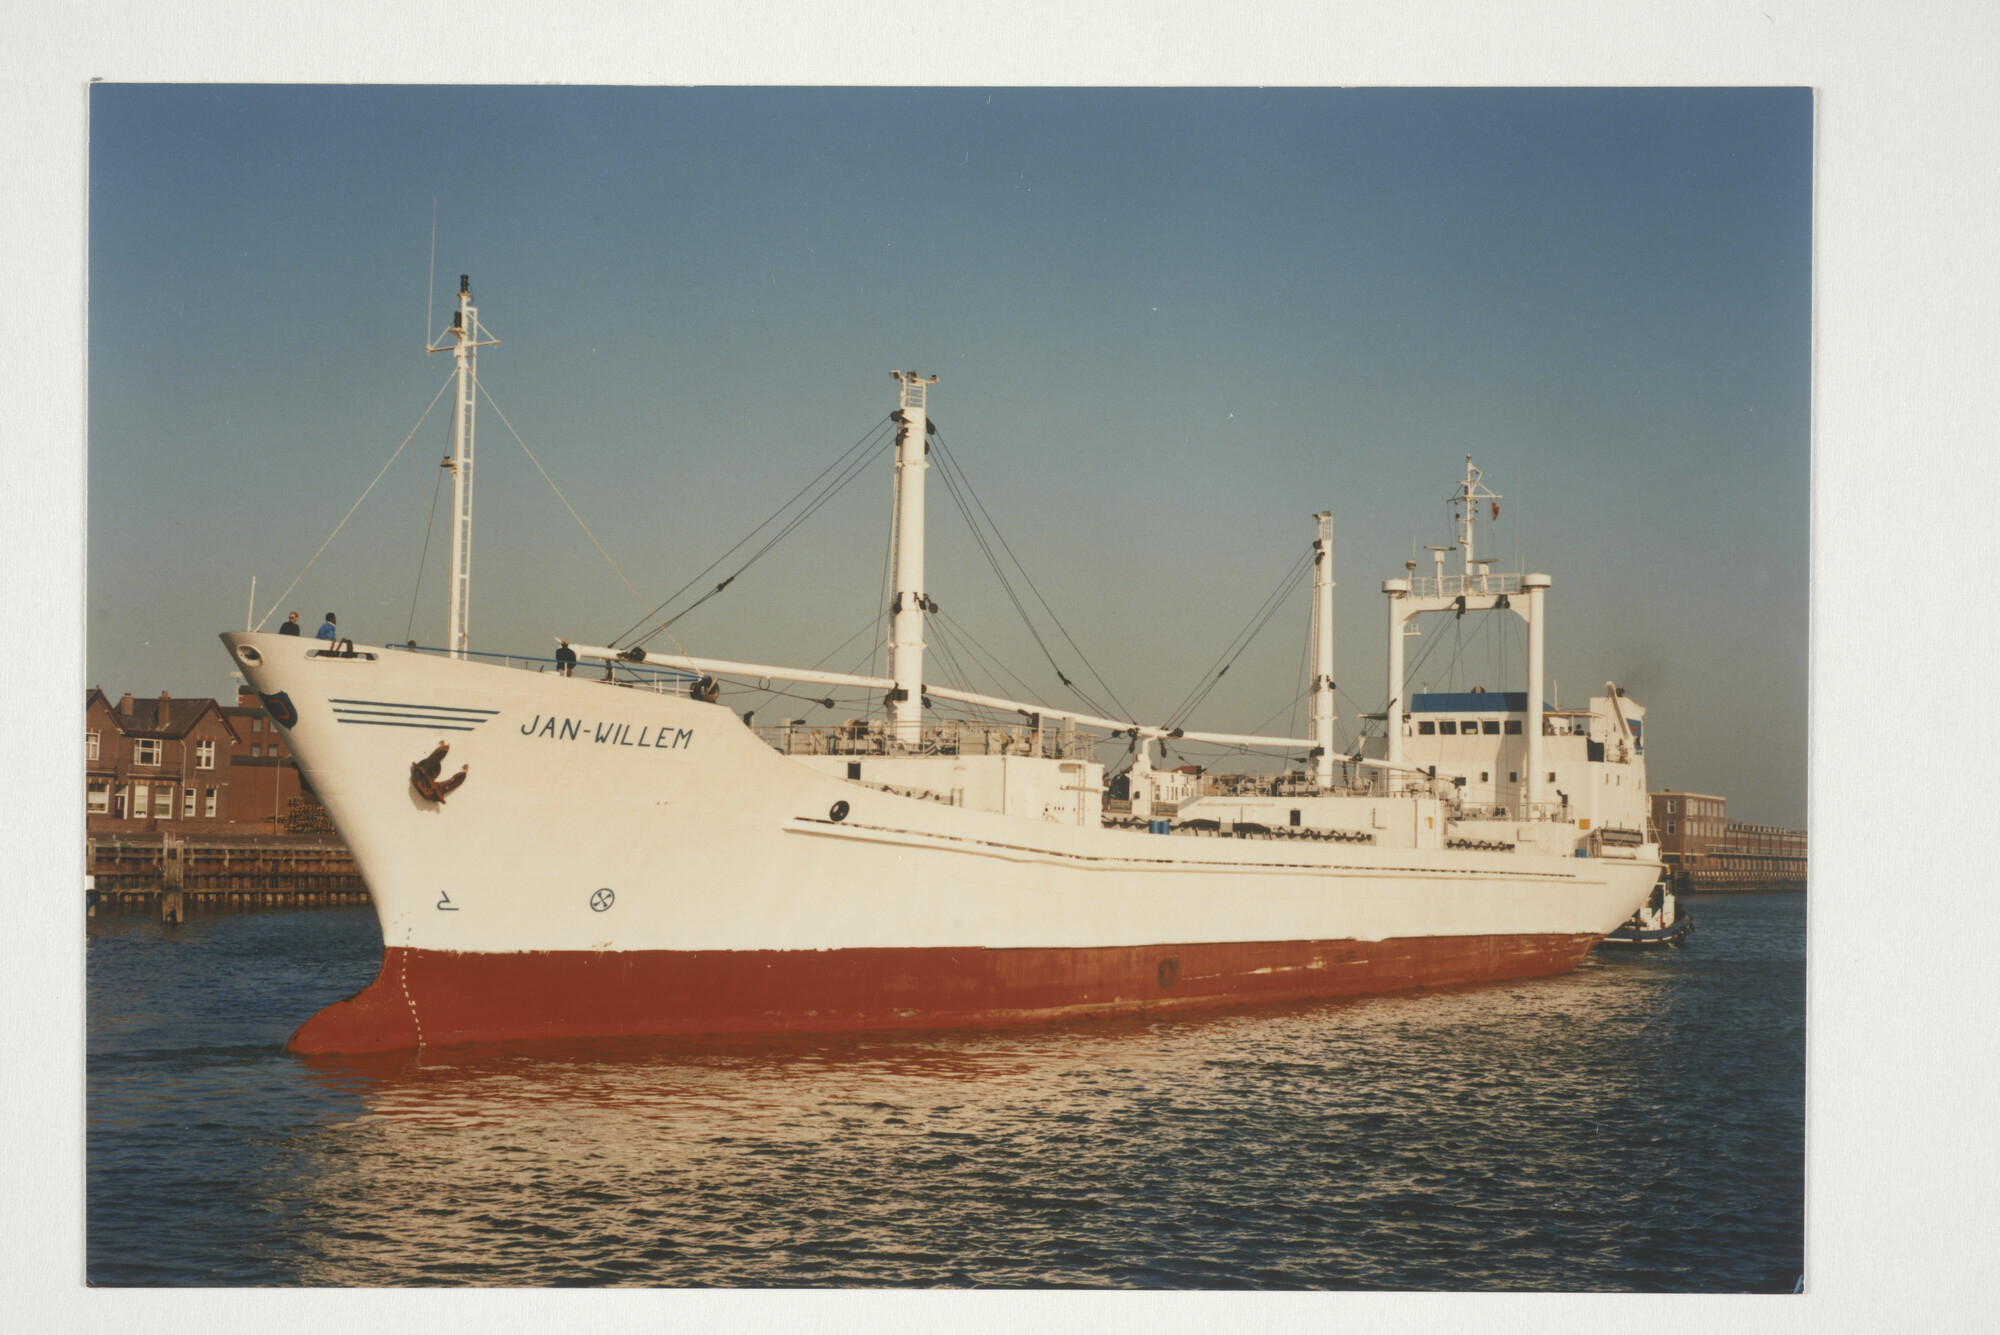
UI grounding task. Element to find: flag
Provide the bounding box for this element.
[1491,500,1500,521]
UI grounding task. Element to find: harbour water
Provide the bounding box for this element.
[87,893,1803,1289]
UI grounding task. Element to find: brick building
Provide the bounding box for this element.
[218,686,310,831]
[85,688,239,830]
[1650,789,1807,891]
[1651,789,1729,871]
[86,687,323,835]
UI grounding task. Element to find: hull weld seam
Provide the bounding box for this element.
[398,932,425,1049]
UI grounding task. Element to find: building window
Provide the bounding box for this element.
[88,781,109,814]
[253,717,263,732]
[1504,720,1522,735]
[251,744,262,758]
[196,739,215,770]
[1418,721,1436,735]
[133,738,162,767]
[1509,771,1518,783]
[132,783,149,816]
[87,730,100,761]
[183,787,196,817]
[1667,799,1676,814]
[204,787,217,818]
[1482,721,1500,735]
[1480,771,1490,782]
[1667,819,1677,834]
[154,787,173,818]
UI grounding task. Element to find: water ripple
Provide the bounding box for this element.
[87,896,1803,1288]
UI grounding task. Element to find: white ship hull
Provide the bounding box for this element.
[225,633,1660,1053]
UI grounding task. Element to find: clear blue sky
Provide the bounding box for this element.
[87,86,1810,824]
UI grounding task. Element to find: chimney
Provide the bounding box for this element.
[118,693,133,716]
[238,686,258,707]
[159,690,173,728]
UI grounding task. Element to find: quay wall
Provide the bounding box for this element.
[88,831,371,909]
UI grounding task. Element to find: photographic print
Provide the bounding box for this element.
[83,85,1808,1290]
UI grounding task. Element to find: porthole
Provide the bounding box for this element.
[236,645,263,667]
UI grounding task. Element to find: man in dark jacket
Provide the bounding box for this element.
[278,612,302,636]
[555,639,577,677]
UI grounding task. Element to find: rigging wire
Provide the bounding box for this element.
[929,430,1137,722]
[924,434,1113,717]
[403,422,449,644]
[254,370,457,631]
[1288,610,1311,743]
[615,418,895,647]
[730,610,895,717]
[1161,547,1315,732]
[934,609,1062,714]
[478,383,695,661]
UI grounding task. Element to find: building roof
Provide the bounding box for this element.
[87,688,233,739]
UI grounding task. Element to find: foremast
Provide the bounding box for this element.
[428,275,498,660]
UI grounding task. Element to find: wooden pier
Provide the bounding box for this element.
[87,832,371,919]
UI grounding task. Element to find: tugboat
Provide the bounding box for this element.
[1599,875,1692,948]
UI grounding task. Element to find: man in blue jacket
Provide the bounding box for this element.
[316,612,338,641]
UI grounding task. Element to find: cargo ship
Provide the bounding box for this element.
[226,277,1662,1054]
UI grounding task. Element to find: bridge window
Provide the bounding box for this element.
[1438,721,1456,735]
[1504,720,1521,734]
[1461,720,1478,734]
[1482,721,1500,735]
[1418,721,1436,735]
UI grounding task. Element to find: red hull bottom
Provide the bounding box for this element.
[287,934,1602,1054]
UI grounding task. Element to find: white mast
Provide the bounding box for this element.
[887,371,937,747]
[1310,511,1337,789]
[428,274,495,660]
[1450,455,1500,579]
[1525,572,1550,810]
[1384,571,1408,769]
[447,277,477,659]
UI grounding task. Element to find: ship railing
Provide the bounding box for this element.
[386,642,696,695]
[754,718,1097,760]
[1406,572,1524,598]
